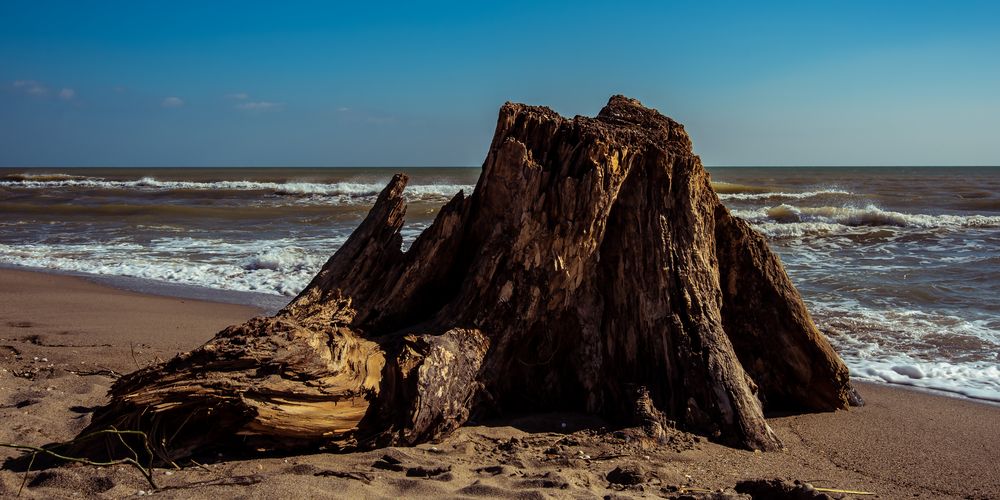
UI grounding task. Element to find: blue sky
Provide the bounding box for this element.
[1,1,998,166]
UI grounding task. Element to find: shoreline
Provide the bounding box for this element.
[2,267,1000,498]
[0,263,289,314]
[4,263,997,408]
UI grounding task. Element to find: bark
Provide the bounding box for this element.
[77,96,857,462]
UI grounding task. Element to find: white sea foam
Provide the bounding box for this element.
[718,188,852,201]
[731,204,1000,238]
[848,357,1000,402]
[0,216,446,297]
[241,247,314,271]
[0,176,473,204]
[809,298,1000,402]
[0,239,333,296]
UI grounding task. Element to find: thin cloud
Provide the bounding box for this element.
[13,80,48,96]
[228,93,283,112]
[235,101,284,111]
[161,96,184,108]
[58,88,76,100]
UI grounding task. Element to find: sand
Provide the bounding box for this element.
[1,268,998,499]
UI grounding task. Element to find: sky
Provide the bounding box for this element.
[1,1,999,167]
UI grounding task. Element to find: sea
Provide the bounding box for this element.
[2,166,998,403]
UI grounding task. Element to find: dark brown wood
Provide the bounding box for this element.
[77,96,857,462]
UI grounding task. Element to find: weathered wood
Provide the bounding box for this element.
[77,96,857,461]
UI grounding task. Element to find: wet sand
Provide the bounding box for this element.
[1,268,998,499]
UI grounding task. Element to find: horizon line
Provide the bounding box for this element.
[2,164,999,169]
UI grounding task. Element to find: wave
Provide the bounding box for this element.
[709,178,854,201]
[732,204,1000,237]
[0,215,440,296]
[0,175,473,203]
[812,300,1000,402]
[710,181,773,194]
[0,239,333,297]
[242,248,312,272]
[0,202,366,220]
[718,188,852,202]
[2,173,89,182]
[850,357,1000,402]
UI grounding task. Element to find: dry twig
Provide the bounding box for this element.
[0,427,158,495]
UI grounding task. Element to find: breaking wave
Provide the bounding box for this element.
[813,302,1000,402]
[711,181,773,194]
[732,204,1000,238]
[0,175,473,204]
[717,188,852,202]
[2,173,89,182]
[0,239,332,297]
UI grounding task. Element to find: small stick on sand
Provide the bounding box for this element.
[0,428,158,494]
[814,487,875,495]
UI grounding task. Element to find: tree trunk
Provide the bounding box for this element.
[77,96,857,462]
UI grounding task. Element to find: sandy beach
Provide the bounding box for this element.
[1,268,998,499]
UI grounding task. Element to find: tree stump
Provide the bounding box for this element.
[77,96,857,462]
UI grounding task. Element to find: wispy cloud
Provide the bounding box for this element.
[227,93,283,112]
[235,101,284,112]
[161,96,184,108]
[12,80,78,103]
[13,80,48,96]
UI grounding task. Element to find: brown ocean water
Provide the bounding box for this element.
[1,166,998,401]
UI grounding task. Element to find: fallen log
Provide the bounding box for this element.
[75,95,858,463]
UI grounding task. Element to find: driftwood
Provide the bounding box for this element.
[75,96,857,462]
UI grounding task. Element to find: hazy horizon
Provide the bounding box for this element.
[5,165,1000,170]
[3,1,999,167]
